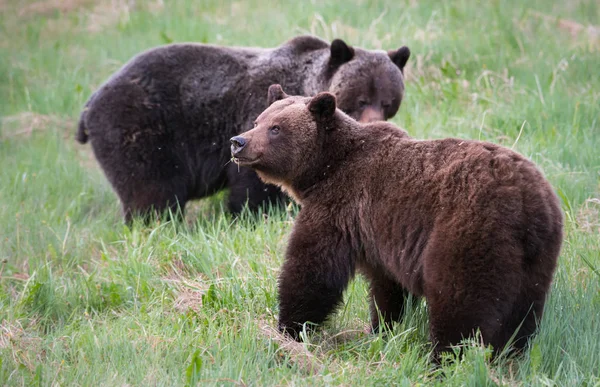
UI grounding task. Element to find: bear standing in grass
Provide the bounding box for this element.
[77,36,410,222]
[231,85,563,360]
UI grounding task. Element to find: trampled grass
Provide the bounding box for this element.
[0,0,598,385]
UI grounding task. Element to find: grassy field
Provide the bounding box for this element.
[1,0,599,385]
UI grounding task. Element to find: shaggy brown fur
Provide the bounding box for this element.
[231,85,563,361]
[77,36,410,222]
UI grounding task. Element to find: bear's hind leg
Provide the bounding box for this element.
[427,298,509,363]
[498,288,548,355]
[498,236,561,354]
[121,179,189,225]
[85,81,191,224]
[423,236,523,363]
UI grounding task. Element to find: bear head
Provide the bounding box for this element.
[326,39,410,123]
[230,84,348,196]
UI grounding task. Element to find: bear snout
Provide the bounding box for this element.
[359,106,385,123]
[230,136,247,156]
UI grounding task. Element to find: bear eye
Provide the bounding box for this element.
[382,101,391,109]
[269,125,280,135]
[358,100,369,108]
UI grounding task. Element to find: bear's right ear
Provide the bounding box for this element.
[388,46,411,72]
[308,92,337,125]
[267,84,289,105]
[329,39,355,69]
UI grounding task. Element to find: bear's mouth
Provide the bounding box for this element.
[232,156,261,166]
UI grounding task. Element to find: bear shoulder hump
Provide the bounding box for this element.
[285,35,329,54]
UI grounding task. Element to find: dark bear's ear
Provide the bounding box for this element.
[329,39,354,68]
[308,92,336,123]
[267,84,289,105]
[388,46,411,71]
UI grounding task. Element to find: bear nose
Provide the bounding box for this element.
[358,107,385,123]
[230,136,247,155]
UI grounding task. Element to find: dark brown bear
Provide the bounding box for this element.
[76,36,410,222]
[230,85,563,361]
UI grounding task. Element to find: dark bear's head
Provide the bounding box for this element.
[230,85,347,192]
[326,39,410,123]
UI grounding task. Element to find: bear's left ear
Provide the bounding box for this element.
[308,92,336,126]
[388,46,411,71]
[329,39,355,69]
[267,84,289,106]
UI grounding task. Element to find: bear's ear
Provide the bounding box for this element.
[388,46,411,71]
[308,92,337,124]
[267,84,289,105]
[329,39,355,68]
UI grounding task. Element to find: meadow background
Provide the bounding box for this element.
[0,0,599,385]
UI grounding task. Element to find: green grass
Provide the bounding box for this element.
[1,0,599,385]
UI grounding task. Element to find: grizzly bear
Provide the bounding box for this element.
[76,36,410,222]
[230,85,563,360]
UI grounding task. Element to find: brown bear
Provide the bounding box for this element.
[76,36,410,222]
[230,85,563,361]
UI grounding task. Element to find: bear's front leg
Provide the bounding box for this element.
[277,214,354,340]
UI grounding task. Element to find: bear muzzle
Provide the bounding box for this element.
[358,106,385,123]
[230,136,247,156]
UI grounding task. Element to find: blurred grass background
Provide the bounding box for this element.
[0,0,598,385]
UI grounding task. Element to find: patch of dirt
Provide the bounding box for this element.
[18,0,93,18]
[162,259,209,314]
[15,0,165,34]
[86,0,132,33]
[0,111,101,171]
[300,11,392,50]
[210,1,246,26]
[1,112,72,141]
[530,10,600,41]
[84,0,165,32]
[517,10,600,52]
[257,319,324,375]
[0,320,44,371]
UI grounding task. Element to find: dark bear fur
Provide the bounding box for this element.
[231,85,563,361]
[77,36,410,222]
